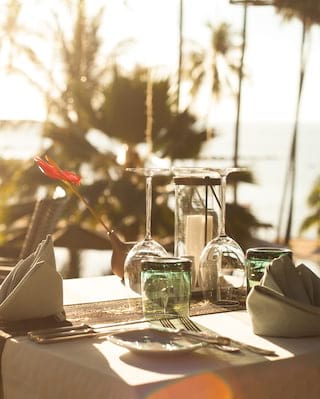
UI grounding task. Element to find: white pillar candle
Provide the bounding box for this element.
[185,213,217,288]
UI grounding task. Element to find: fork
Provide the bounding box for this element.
[179,317,202,332]
[179,317,277,357]
[160,318,176,329]
[178,317,240,353]
[160,317,240,353]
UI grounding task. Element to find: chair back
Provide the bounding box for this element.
[19,197,67,259]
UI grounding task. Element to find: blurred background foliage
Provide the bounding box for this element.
[1,0,318,276]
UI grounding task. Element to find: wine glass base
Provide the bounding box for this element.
[124,239,168,294]
[199,236,246,304]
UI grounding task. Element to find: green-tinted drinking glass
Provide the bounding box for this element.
[141,257,191,319]
[245,247,293,289]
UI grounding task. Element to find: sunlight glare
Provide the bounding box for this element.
[53,186,67,199]
[116,144,128,165]
[147,372,233,399]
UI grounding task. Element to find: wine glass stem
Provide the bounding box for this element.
[219,173,227,237]
[145,175,152,240]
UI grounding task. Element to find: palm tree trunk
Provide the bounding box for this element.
[233,3,248,203]
[176,0,184,113]
[279,20,308,245]
[68,248,80,278]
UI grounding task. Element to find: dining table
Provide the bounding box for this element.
[1,275,320,399]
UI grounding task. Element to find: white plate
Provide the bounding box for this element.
[107,327,206,355]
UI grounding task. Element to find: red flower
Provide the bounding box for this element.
[34,156,81,185]
[34,155,111,233]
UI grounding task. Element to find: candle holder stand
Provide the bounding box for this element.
[174,175,220,293]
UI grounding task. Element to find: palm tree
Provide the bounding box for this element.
[0,0,32,70]
[300,176,320,240]
[183,21,242,137]
[0,0,206,250]
[273,0,320,25]
[230,0,320,244]
[0,0,119,265]
[176,0,184,113]
[232,3,248,204]
[273,0,320,245]
[96,66,207,160]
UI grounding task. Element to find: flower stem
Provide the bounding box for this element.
[65,182,111,234]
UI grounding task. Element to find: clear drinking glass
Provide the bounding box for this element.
[199,167,247,304]
[124,168,170,293]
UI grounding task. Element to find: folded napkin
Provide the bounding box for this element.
[247,254,320,337]
[0,235,65,322]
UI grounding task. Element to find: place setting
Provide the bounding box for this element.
[0,164,319,399]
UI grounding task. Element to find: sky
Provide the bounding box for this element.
[1,0,320,124]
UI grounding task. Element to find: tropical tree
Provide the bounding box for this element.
[273,0,320,25]
[176,0,184,113]
[0,0,116,202]
[273,0,320,244]
[183,21,241,136]
[93,66,208,240]
[232,3,248,205]
[96,66,207,159]
[300,176,320,240]
[0,0,37,72]
[0,0,120,267]
[0,0,206,250]
[231,0,320,244]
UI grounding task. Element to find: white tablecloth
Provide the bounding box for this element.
[63,275,140,304]
[2,276,320,399]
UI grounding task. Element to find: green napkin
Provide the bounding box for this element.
[247,255,320,337]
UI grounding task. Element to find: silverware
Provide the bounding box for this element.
[179,317,241,353]
[28,319,150,344]
[159,318,176,329]
[178,317,278,357]
[29,316,278,357]
[29,324,228,346]
[29,329,113,344]
[160,318,240,353]
[179,317,202,332]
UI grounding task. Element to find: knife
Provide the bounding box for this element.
[27,313,186,342]
[28,318,148,335]
[28,318,151,343]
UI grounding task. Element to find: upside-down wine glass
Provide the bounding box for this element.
[199,167,247,304]
[124,168,169,293]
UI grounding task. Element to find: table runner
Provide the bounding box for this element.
[64,297,245,325]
